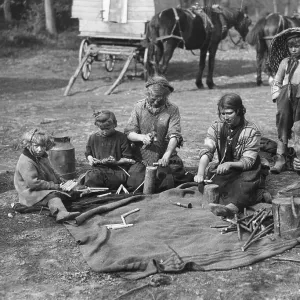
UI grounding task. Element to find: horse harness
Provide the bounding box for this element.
[263,13,287,40]
[155,8,185,47]
[155,7,214,48]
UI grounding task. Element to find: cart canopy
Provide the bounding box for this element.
[72,0,182,39]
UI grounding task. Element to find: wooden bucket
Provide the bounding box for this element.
[272,197,300,239]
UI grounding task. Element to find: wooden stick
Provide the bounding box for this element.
[272,257,300,263]
[105,51,135,95]
[122,185,129,194]
[121,208,140,224]
[133,181,144,194]
[241,223,274,251]
[246,208,266,226]
[64,51,90,96]
[235,214,242,241]
[116,184,123,194]
[238,213,255,222]
[118,165,130,177]
[96,192,112,198]
[210,224,229,228]
[241,211,270,251]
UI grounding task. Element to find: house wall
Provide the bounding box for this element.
[72,0,180,38]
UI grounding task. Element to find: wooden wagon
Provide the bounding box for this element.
[64,0,183,96]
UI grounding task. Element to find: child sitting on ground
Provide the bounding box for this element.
[14,128,80,223]
[82,110,135,189]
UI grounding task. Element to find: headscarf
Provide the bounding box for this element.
[146,75,174,97]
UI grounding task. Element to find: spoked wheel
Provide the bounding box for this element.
[79,39,92,80]
[104,54,116,72]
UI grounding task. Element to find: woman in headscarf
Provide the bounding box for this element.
[125,75,192,192]
[82,110,135,189]
[14,128,80,223]
[194,93,265,218]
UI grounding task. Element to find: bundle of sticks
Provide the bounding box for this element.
[60,180,78,191]
[210,208,274,251]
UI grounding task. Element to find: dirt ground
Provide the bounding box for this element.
[2,39,300,300]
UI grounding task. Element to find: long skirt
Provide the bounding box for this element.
[208,157,263,210]
[83,165,127,190]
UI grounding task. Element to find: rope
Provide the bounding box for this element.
[228,29,243,46]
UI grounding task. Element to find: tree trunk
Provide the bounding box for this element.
[44,0,57,36]
[3,0,12,22]
[273,0,278,13]
[284,0,290,16]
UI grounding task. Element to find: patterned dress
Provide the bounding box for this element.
[124,99,191,191]
[200,119,264,209]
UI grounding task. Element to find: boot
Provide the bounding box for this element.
[48,197,80,223]
[270,141,287,174]
[208,203,239,219]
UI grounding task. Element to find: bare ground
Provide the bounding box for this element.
[1,42,300,300]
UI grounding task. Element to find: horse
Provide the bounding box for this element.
[246,12,300,86]
[145,5,252,89]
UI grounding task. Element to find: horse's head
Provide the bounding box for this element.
[234,7,252,41]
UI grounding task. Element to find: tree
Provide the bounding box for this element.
[273,0,278,13]
[3,0,12,22]
[284,0,291,15]
[44,0,57,35]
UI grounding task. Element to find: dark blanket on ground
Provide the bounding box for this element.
[65,183,299,280]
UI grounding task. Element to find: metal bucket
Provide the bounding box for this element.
[49,136,76,180]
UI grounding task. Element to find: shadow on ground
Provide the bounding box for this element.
[0,77,69,94]
[166,58,256,81]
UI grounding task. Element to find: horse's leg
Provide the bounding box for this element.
[159,39,177,74]
[206,44,218,89]
[196,46,208,89]
[154,42,164,74]
[256,40,265,86]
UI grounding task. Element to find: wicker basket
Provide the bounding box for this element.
[268,27,300,74]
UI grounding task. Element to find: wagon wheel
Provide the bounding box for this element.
[79,39,92,81]
[143,47,149,82]
[105,54,116,72]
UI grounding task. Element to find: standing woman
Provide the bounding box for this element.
[14,129,80,223]
[194,93,263,218]
[269,28,300,174]
[124,75,191,192]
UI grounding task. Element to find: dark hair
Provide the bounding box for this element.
[217,93,246,119]
[93,110,117,128]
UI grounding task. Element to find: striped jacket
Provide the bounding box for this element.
[200,119,261,170]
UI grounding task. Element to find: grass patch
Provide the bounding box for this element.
[0,27,81,58]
